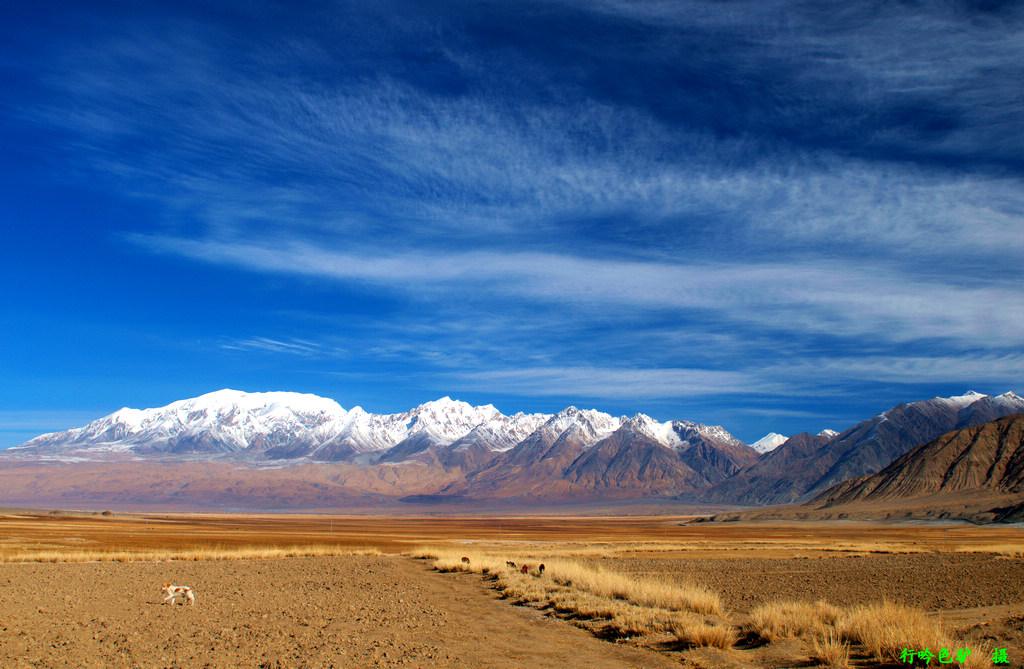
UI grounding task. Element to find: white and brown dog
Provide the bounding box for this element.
[162,583,195,606]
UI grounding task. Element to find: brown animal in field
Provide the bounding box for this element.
[505,560,516,569]
[537,563,545,576]
[520,564,529,574]
[461,556,470,565]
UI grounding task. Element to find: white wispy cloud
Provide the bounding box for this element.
[448,366,777,400]
[133,235,1024,349]
[574,0,1024,162]
[446,355,1024,406]
[762,353,1024,387]
[29,22,1024,266]
[220,337,341,357]
[13,1,1023,415]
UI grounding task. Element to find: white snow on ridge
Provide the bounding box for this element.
[16,389,350,454]
[12,388,1019,463]
[750,432,788,454]
[13,390,551,458]
[625,413,681,446]
[944,390,987,408]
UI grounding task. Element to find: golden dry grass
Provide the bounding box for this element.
[420,545,737,646]
[543,558,723,615]
[749,599,842,641]
[838,601,950,663]
[420,543,1015,665]
[954,543,1024,558]
[742,598,997,668]
[427,548,742,649]
[811,627,850,668]
[0,544,382,563]
[670,618,738,649]
[423,547,721,616]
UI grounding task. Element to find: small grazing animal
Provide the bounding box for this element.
[537,563,545,576]
[520,564,529,574]
[505,561,516,569]
[461,556,470,565]
[162,583,195,606]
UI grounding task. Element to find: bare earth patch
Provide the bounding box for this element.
[0,555,678,668]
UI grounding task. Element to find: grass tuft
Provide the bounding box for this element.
[812,627,850,668]
[838,601,949,663]
[749,599,842,641]
[543,558,722,616]
[671,617,738,649]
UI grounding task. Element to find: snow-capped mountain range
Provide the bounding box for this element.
[13,390,545,461]
[11,389,740,468]
[4,389,1022,510]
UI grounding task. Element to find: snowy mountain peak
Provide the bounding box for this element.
[109,407,146,425]
[750,432,788,454]
[669,421,743,448]
[16,389,351,456]
[818,429,839,439]
[403,397,502,440]
[170,389,347,417]
[623,413,679,445]
[415,396,459,410]
[945,390,987,407]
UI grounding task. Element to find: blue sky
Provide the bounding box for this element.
[2,0,1023,447]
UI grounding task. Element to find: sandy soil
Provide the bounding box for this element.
[0,555,677,669]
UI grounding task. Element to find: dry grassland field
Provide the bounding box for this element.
[0,511,1022,668]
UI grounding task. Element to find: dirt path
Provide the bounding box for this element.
[0,555,677,668]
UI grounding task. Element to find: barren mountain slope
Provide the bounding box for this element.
[813,413,1024,507]
[704,392,1024,505]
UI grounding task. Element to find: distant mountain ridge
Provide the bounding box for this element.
[8,390,755,502]
[813,413,1024,505]
[809,413,1024,523]
[703,391,1024,505]
[4,389,1022,510]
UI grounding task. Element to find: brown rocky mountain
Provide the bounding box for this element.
[439,414,758,502]
[699,432,833,504]
[811,413,1024,508]
[694,415,1024,525]
[702,391,1024,505]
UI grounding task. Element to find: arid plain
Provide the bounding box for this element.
[0,511,1021,668]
